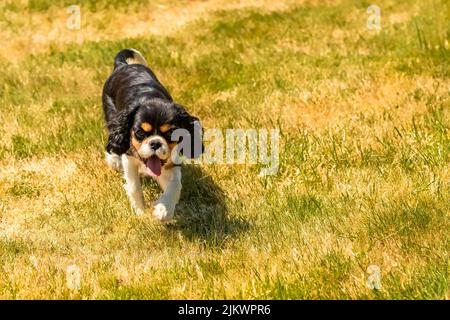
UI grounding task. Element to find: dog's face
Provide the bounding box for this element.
[106,98,203,176]
[130,102,178,176]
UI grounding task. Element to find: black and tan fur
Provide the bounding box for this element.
[103,48,203,221]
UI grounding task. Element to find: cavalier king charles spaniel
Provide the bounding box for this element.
[102,48,203,221]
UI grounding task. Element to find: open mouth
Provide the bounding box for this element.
[144,155,165,177]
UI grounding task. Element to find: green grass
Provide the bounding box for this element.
[0,0,449,299]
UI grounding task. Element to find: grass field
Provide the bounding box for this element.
[0,0,449,299]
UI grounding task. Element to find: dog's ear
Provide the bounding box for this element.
[106,106,138,155]
[174,103,204,159]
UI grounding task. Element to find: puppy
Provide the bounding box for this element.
[102,48,203,221]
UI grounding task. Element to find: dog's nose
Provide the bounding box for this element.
[150,141,162,150]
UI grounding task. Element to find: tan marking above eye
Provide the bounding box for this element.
[159,124,173,133]
[141,122,152,132]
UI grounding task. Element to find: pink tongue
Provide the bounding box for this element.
[145,156,162,177]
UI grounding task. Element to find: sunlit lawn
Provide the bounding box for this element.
[0,0,448,299]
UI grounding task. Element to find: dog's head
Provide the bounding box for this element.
[106,98,203,176]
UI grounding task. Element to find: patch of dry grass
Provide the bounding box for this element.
[0,0,449,299]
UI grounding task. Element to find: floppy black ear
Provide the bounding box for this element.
[106,106,138,155]
[174,104,204,159]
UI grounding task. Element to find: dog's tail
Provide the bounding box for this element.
[113,48,148,70]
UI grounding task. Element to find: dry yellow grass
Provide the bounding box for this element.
[1,0,299,61]
[0,0,448,299]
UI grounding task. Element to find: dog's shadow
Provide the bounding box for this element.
[165,165,249,245]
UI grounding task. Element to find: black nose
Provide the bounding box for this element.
[150,141,162,150]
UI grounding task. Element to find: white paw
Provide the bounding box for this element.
[105,152,122,171]
[152,201,175,222]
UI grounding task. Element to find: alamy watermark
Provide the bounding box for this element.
[171,123,280,176]
[66,264,81,290]
[67,5,81,30]
[366,265,381,290]
[367,4,381,31]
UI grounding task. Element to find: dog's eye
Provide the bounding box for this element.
[135,130,145,140]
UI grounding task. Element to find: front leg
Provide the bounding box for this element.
[121,154,145,215]
[153,166,182,222]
